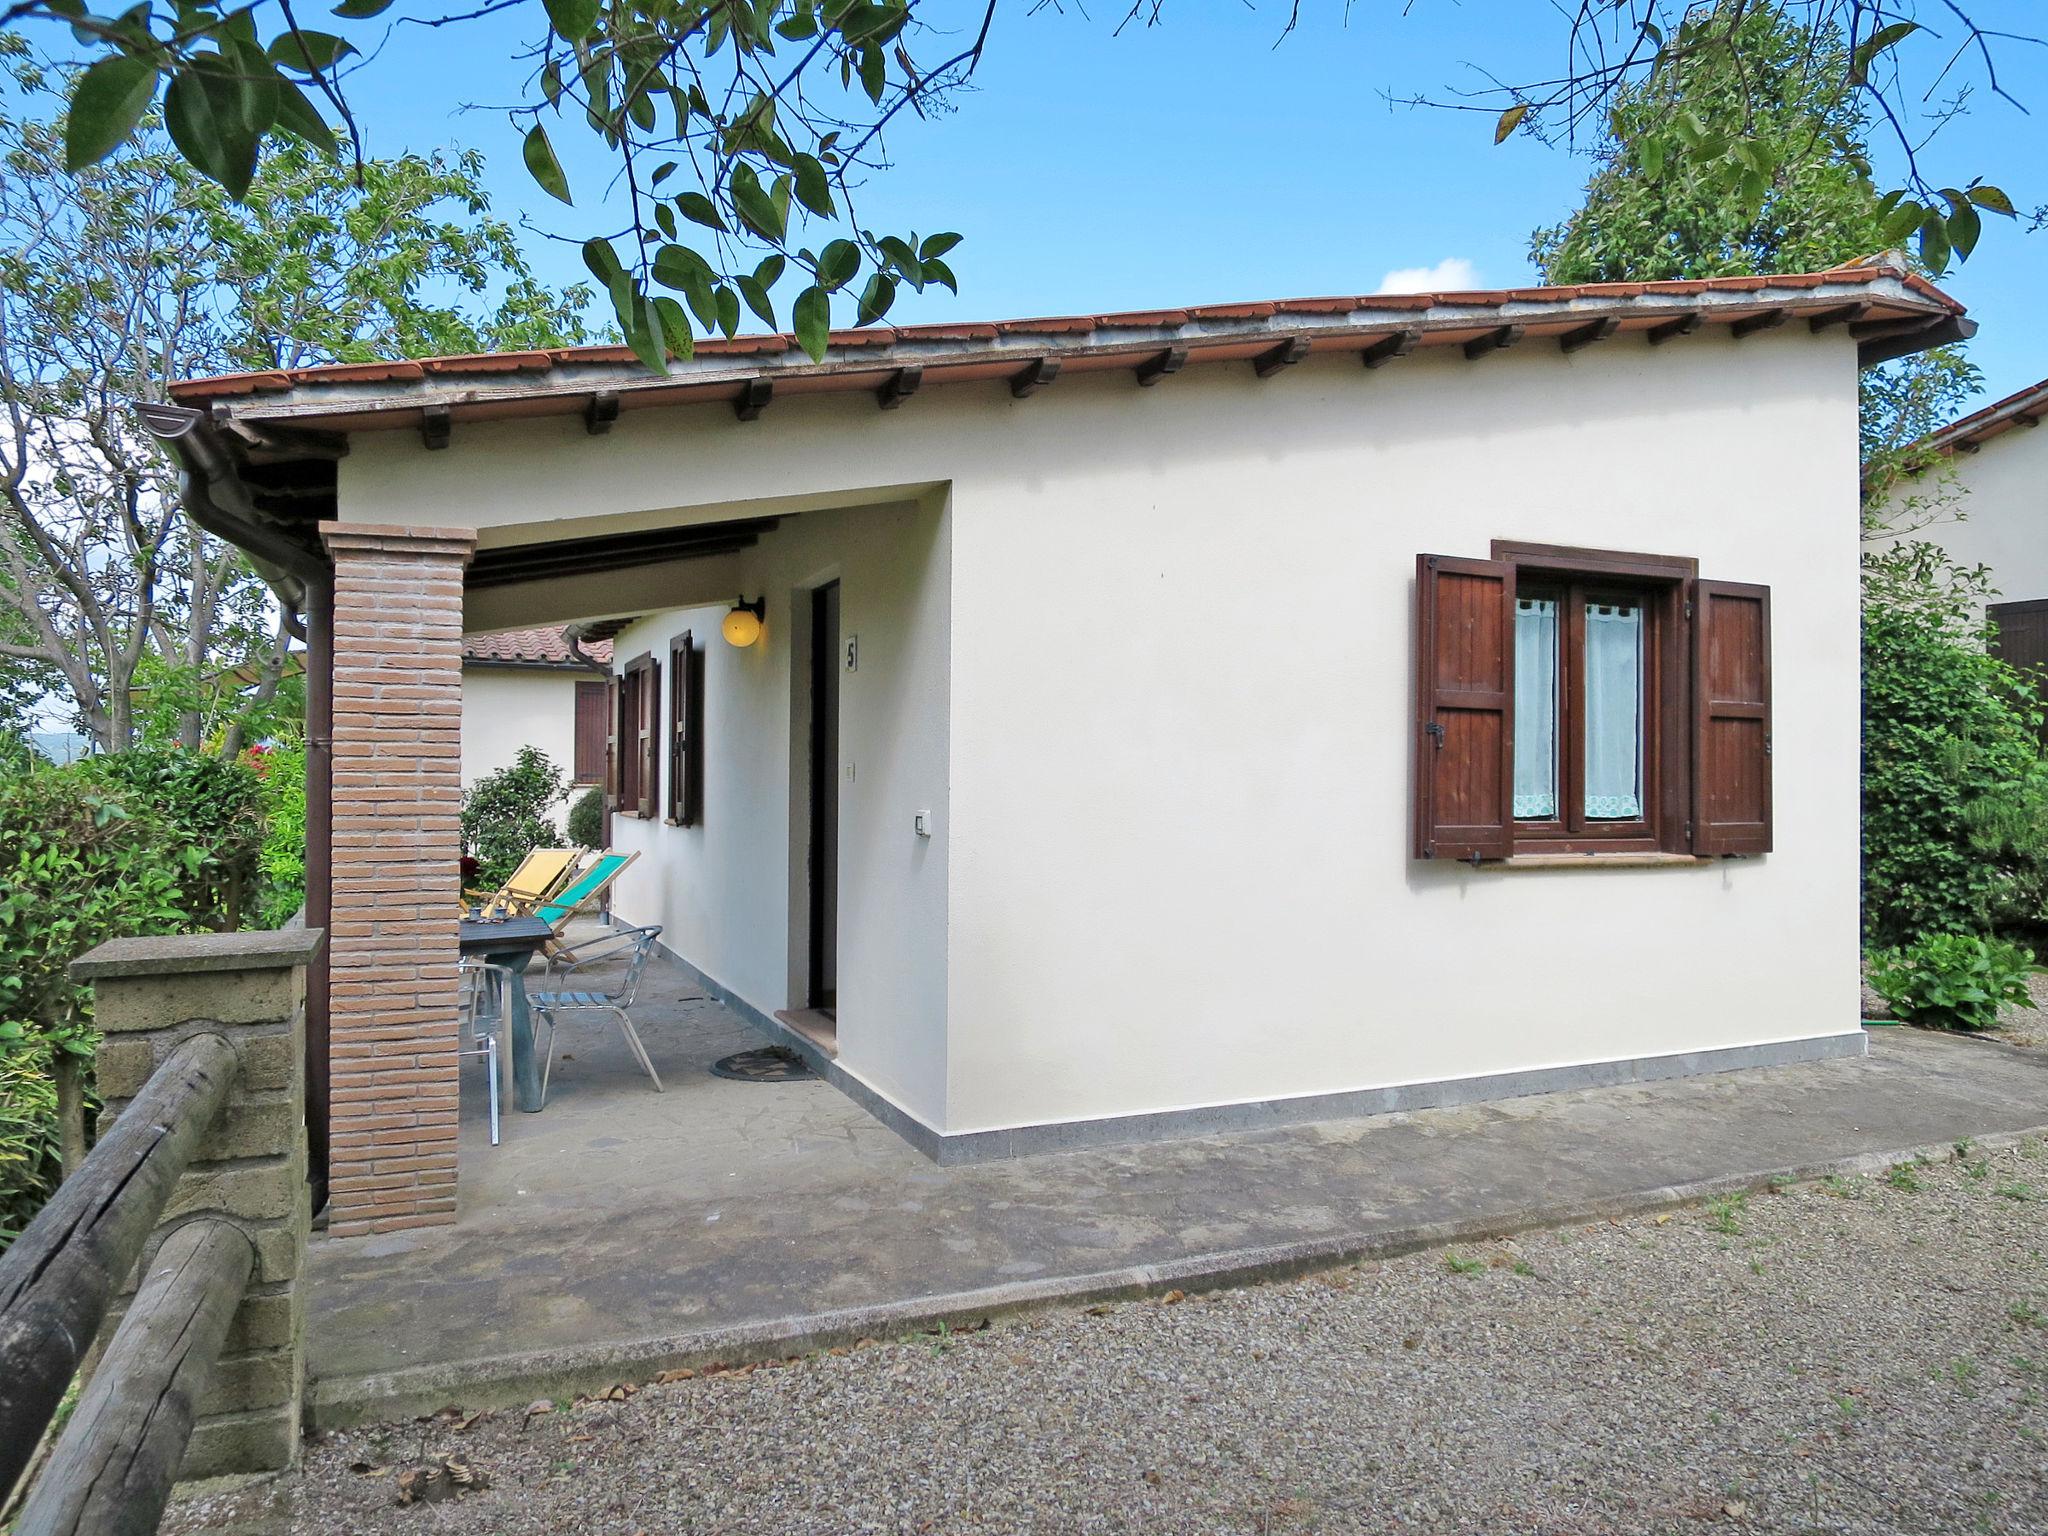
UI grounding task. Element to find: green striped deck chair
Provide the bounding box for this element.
[535,850,639,961]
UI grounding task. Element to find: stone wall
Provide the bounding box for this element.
[78,926,323,1477]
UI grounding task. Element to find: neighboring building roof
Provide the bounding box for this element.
[1919,374,2048,458]
[462,626,613,669]
[164,258,1966,440]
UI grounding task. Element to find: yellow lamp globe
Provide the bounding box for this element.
[722,599,764,648]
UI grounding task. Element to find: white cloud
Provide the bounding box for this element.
[1374,257,1481,295]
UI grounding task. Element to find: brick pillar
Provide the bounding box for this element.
[318,522,477,1236]
[77,926,324,1476]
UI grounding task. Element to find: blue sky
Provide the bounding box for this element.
[358,3,2046,402]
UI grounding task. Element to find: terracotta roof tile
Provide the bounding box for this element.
[167,263,1967,409]
[462,626,612,667]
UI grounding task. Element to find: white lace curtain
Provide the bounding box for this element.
[1513,598,1557,819]
[1584,602,1644,819]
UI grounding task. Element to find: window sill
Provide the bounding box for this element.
[1492,853,1712,870]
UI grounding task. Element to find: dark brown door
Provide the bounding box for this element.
[1990,599,2048,745]
[808,581,841,1010]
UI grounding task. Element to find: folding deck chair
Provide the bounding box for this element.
[464,847,584,917]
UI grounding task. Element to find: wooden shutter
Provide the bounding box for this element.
[1989,600,2048,746]
[573,680,608,784]
[635,656,660,820]
[667,631,704,826]
[1413,553,1515,861]
[604,675,621,811]
[1691,580,1772,855]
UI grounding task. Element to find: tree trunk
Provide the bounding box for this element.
[51,1053,87,1183]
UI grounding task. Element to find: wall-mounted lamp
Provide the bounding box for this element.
[722,596,766,648]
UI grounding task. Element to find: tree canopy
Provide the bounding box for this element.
[4,0,2034,371]
[0,39,593,751]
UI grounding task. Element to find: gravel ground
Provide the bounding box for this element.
[165,1142,2048,1536]
[1860,963,2048,1050]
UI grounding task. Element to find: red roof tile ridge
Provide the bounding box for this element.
[166,264,1954,399]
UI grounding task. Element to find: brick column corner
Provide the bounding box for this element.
[318,521,477,1236]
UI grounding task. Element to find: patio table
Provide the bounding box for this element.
[458,917,553,1113]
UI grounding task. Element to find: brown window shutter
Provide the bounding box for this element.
[604,675,621,811]
[1691,580,1772,855]
[668,631,704,826]
[637,656,661,820]
[1413,553,1516,861]
[573,680,608,784]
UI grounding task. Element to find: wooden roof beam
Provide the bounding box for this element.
[1462,324,1525,361]
[1253,336,1311,378]
[1361,329,1420,369]
[1805,302,1870,332]
[1135,345,1188,387]
[734,379,773,422]
[878,366,923,411]
[1558,316,1619,355]
[1010,357,1061,398]
[1646,312,1703,346]
[1730,307,1790,339]
[585,390,620,435]
[420,403,450,451]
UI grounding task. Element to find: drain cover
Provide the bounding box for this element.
[710,1046,816,1083]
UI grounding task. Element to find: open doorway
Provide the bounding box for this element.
[794,579,840,1049]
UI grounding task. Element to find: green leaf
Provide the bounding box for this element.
[918,232,962,260]
[267,30,357,73]
[582,236,624,288]
[1493,102,1528,144]
[857,42,885,103]
[1636,136,1665,180]
[1917,210,1951,275]
[65,53,159,172]
[676,192,727,231]
[791,284,831,359]
[791,152,835,217]
[921,256,956,294]
[1879,198,1925,246]
[652,295,695,360]
[272,76,339,155]
[729,164,785,241]
[651,241,712,292]
[544,0,601,43]
[523,123,573,205]
[331,0,395,15]
[1946,200,1982,261]
[619,287,668,373]
[1852,20,1919,84]
[754,253,786,288]
[1968,184,2017,217]
[735,274,776,328]
[815,237,860,291]
[163,61,261,197]
[714,284,740,338]
[855,271,895,326]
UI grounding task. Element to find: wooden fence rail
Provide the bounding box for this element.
[13,1221,255,1536]
[0,1032,239,1496]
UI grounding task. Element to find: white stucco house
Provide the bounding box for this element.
[1875,374,2047,712]
[459,625,613,789]
[151,256,1970,1230]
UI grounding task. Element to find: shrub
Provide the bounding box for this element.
[0,1048,59,1246]
[85,747,267,930]
[461,747,569,888]
[566,785,605,850]
[1867,932,2040,1032]
[1862,544,2048,945]
[250,740,308,927]
[0,764,193,1229]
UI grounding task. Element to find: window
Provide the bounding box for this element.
[667,630,704,826]
[609,653,660,819]
[573,680,608,785]
[1413,543,1771,863]
[1989,599,2048,747]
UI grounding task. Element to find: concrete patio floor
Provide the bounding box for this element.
[306,940,2048,1428]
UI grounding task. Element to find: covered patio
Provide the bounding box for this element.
[300,937,2048,1427]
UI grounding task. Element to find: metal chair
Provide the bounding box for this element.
[457,959,519,1144]
[532,924,666,1099]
